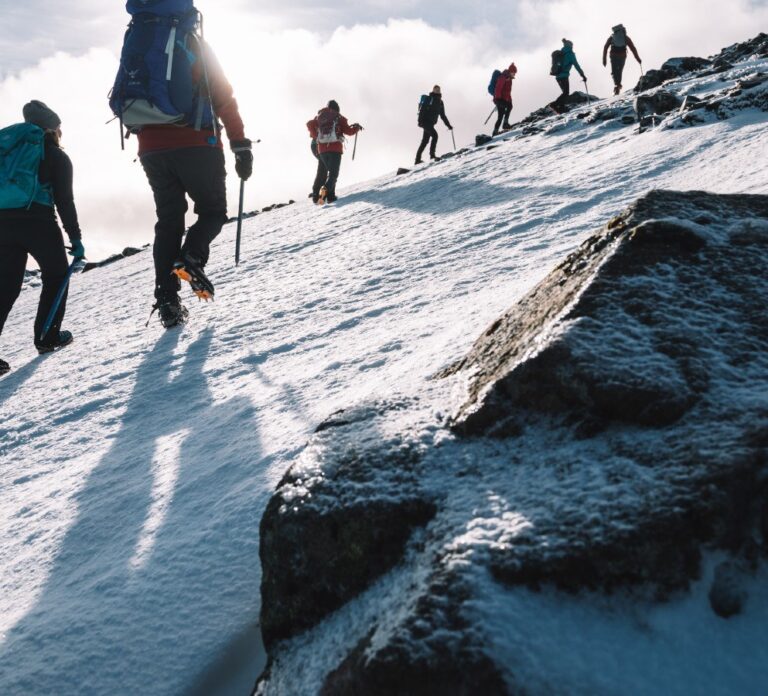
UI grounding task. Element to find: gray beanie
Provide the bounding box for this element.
[23,100,61,130]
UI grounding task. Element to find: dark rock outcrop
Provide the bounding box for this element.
[259,401,437,649]
[257,190,768,695]
[82,245,149,273]
[634,90,683,120]
[635,56,712,93]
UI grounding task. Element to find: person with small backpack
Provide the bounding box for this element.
[415,86,453,164]
[306,101,363,204]
[550,39,587,113]
[109,0,253,329]
[0,100,85,370]
[603,24,642,95]
[492,64,517,135]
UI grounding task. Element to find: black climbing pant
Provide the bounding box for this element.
[0,217,69,344]
[141,147,228,300]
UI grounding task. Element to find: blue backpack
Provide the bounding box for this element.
[0,123,53,210]
[488,69,502,96]
[109,0,215,137]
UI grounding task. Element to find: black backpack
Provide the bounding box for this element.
[550,50,564,76]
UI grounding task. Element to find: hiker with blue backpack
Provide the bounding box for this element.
[415,86,453,165]
[0,100,86,374]
[603,24,642,95]
[489,64,518,135]
[109,0,253,329]
[550,39,587,114]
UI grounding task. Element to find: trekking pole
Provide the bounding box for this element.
[352,131,359,161]
[484,106,497,125]
[235,178,245,266]
[39,257,85,343]
[450,128,456,150]
[583,78,591,104]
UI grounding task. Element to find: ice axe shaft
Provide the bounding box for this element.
[352,132,359,160]
[235,179,245,266]
[484,106,497,125]
[40,258,83,343]
[450,129,456,150]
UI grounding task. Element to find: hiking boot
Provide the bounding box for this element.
[152,296,189,329]
[613,84,621,96]
[172,255,214,301]
[36,330,73,355]
[326,194,338,204]
[492,129,499,136]
[0,359,9,376]
[414,157,423,165]
[430,154,441,161]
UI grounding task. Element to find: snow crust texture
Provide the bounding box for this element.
[258,190,768,695]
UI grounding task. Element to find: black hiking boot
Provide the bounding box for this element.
[150,295,189,329]
[172,255,214,301]
[35,330,73,355]
[414,157,423,165]
[430,154,441,161]
[0,359,9,376]
[326,194,338,204]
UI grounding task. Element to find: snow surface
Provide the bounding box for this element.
[2,56,767,694]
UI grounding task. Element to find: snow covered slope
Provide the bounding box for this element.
[1,37,767,695]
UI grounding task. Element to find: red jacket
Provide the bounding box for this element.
[494,70,513,101]
[137,41,246,156]
[307,108,360,154]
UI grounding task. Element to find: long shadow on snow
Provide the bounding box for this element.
[0,328,266,695]
[339,174,518,215]
[0,356,43,408]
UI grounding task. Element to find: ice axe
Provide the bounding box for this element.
[583,77,591,104]
[484,106,497,125]
[450,128,456,150]
[235,138,260,266]
[352,130,360,160]
[39,256,86,343]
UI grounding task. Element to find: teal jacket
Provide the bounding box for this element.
[557,46,585,80]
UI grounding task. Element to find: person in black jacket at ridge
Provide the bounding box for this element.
[415,85,453,164]
[0,101,85,374]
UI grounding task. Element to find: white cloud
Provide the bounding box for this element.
[1,0,765,260]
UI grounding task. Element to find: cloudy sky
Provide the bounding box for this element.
[1,0,766,259]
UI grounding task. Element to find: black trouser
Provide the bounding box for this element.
[140,147,228,300]
[416,125,438,160]
[0,218,69,344]
[493,99,512,133]
[316,151,342,198]
[554,77,570,109]
[611,52,627,87]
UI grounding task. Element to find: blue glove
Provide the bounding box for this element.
[69,239,85,259]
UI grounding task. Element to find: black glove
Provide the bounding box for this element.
[231,139,253,181]
[352,123,364,131]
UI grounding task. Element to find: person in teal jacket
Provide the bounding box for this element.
[552,39,587,112]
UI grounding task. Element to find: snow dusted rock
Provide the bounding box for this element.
[635,57,712,93]
[717,32,768,65]
[259,400,438,648]
[257,190,768,694]
[634,90,683,120]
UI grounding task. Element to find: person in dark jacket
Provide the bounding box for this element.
[415,86,453,164]
[306,101,363,204]
[492,64,517,135]
[551,39,587,113]
[603,24,642,95]
[138,38,253,328]
[0,101,85,371]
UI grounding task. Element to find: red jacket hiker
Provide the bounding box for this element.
[306,107,361,155]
